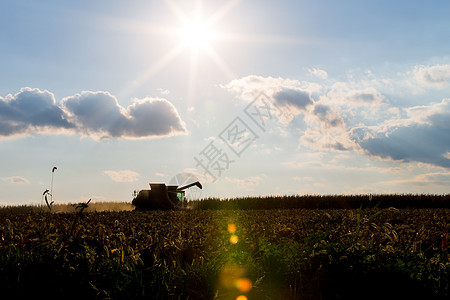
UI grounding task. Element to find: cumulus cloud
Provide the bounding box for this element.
[104,170,140,182]
[308,68,328,79]
[326,83,385,107]
[0,87,74,137]
[300,128,352,152]
[405,98,450,124]
[354,99,450,168]
[413,64,450,87]
[272,88,314,111]
[224,75,349,151]
[224,75,320,122]
[224,72,450,169]
[62,91,187,138]
[0,88,187,139]
[311,103,345,129]
[224,75,323,102]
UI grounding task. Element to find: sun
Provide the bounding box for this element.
[177,17,214,51]
[121,1,241,98]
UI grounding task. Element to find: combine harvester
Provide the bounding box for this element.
[132,181,202,210]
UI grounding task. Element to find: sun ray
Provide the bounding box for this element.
[217,31,310,45]
[187,47,200,105]
[114,0,314,101]
[121,0,258,99]
[119,42,186,99]
[203,44,236,80]
[207,0,241,25]
[165,0,189,24]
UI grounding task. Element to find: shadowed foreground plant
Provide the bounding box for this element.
[69,198,91,236]
[41,167,57,212]
[42,189,53,212]
[50,166,57,202]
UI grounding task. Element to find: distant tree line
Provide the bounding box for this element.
[189,194,450,210]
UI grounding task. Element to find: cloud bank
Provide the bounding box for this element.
[356,99,450,168]
[0,88,187,139]
[413,64,450,88]
[0,87,74,137]
[224,64,450,169]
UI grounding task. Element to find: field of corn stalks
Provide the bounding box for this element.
[0,201,448,299]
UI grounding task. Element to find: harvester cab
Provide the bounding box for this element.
[132,181,202,210]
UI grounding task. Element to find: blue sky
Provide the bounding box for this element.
[1,0,449,205]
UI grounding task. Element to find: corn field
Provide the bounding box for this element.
[0,203,448,299]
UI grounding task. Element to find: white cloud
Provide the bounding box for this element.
[299,127,355,152]
[0,88,187,139]
[224,75,321,126]
[325,82,385,107]
[104,170,140,182]
[405,98,450,124]
[0,87,74,138]
[225,176,262,190]
[381,171,450,187]
[413,64,450,88]
[223,75,322,102]
[1,176,30,184]
[444,152,450,160]
[225,68,450,169]
[62,91,187,139]
[354,99,450,168]
[157,88,170,95]
[308,68,328,79]
[311,103,345,129]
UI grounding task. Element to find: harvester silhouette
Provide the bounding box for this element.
[132,181,202,210]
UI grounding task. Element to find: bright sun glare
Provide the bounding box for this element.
[122,1,241,99]
[178,18,213,50]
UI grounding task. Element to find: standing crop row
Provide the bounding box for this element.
[0,208,448,299]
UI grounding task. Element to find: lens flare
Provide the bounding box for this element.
[228,223,236,233]
[234,278,252,293]
[230,234,239,244]
[219,264,245,288]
